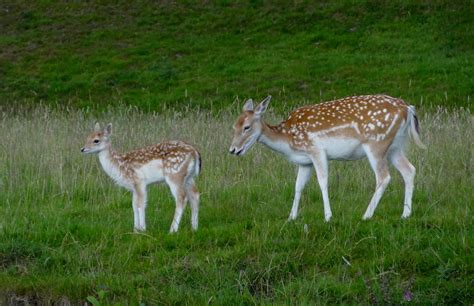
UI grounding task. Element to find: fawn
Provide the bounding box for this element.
[81,123,201,232]
[230,95,425,221]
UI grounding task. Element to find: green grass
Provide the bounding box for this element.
[1,1,473,110]
[0,106,472,304]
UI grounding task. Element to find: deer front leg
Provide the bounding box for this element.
[288,165,312,221]
[132,183,147,232]
[310,151,332,222]
[362,145,391,220]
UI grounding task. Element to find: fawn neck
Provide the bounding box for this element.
[97,143,128,183]
[98,143,115,163]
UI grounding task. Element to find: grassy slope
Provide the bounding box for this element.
[0,108,472,304]
[0,1,473,110]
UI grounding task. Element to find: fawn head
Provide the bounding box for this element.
[229,96,271,156]
[81,123,112,154]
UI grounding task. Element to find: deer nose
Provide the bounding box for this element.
[229,148,236,154]
[80,147,85,153]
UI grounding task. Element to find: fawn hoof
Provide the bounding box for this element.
[134,226,146,233]
[191,219,198,231]
[401,211,411,219]
[402,204,411,219]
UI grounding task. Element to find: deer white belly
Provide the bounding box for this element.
[287,152,313,165]
[312,136,365,161]
[136,160,165,184]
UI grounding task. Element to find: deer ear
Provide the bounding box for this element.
[255,95,271,116]
[243,99,254,111]
[94,122,101,131]
[104,123,112,136]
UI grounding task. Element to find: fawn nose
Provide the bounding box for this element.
[80,147,85,153]
[229,148,236,154]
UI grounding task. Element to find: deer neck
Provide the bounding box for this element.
[97,144,125,182]
[258,121,293,155]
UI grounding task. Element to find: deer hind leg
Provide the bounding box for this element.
[389,149,416,218]
[166,176,187,233]
[132,183,148,232]
[132,192,140,231]
[185,178,200,231]
[362,144,391,220]
[310,151,332,222]
[288,165,312,221]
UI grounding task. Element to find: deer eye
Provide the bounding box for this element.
[93,139,100,144]
[243,125,251,131]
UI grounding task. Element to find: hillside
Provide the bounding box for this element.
[0,1,472,110]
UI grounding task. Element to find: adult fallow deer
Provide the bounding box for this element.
[229,95,425,221]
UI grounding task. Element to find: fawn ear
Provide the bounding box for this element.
[255,95,271,117]
[94,122,101,131]
[243,99,254,112]
[104,123,112,136]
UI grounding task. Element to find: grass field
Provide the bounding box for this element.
[0,105,472,304]
[1,1,473,110]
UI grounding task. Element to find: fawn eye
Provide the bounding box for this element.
[243,126,251,131]
[93,139,100,144]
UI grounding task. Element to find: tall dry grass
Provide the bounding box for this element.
[0,106,472,303]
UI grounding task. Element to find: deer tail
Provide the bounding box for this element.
[407,106,426,149]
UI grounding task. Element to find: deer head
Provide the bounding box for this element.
[229,96,271,156]
[81,123,113,154]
